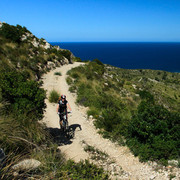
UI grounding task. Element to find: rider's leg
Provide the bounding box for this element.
[59,120,63,127]
[59,114,63,129]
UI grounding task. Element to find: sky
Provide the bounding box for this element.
[0,0,180,42]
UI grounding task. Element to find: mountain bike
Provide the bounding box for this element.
[59,111,73,138]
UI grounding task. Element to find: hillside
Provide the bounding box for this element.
[67,60,180,165]
[42,62,180,179]
[0,22,108,179]
[0,21,73,80]
[0,22,179,179]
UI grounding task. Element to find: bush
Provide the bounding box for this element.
[0,71,46,119]
[0,23,29,43]
[62,160,108,179]
[0,115,47,154]
[69,85,77,93]
[73,57,82,62]
[61,50,71,61]
[127,100,180,162]
[49,89,60,103]
[87,108,99,118]
[66,77,73,85]
[54,71,62,76]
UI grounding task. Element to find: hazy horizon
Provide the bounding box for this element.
[50,41,180,43]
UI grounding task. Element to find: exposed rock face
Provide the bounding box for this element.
[40,39,51,49]
[21,32,33,41]
[32,38,39,47]
[44,41,51,49]
[47,61,56,70]
[168,160,179,166]
[54,60,61,67]
[54,45,60,50]
[62,57,69,65]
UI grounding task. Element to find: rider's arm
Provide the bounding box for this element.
[67,103,72,112]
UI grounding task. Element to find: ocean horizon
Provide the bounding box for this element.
[50,42,180,73]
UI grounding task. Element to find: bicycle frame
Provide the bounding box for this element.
[59,112,71,132]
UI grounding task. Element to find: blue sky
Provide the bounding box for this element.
[0,0,180,42]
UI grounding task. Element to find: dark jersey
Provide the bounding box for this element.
[58,100,68,113]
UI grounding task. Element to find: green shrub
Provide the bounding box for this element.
[127,100,180,162]
[61,50,71,61]
[62,160,109,179]
[138,90,154,102]
[49,89,60,103]
[66,77,73,85]
[73,57,82,62]
[69,85,77,93]
[0,115,47,154]
[0,71,46,119]
[54,71,62,76]
[71,72,80,79]
[0,23,29,43]
[87,108,99,118]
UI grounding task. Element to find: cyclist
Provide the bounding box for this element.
[57,95,72,129]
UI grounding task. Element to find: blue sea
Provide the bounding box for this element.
[50,42,180,73]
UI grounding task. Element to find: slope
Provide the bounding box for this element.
[42,62,179,180]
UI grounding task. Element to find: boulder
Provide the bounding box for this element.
[89,115,93,120]
[168,160,178,166]
[54,60,61,67]
[21,34,27,41]
[62,57,69,65]
[47,61,56,70]
[32,38,39,47]
[44,42,51,49]
[12,159,41,172]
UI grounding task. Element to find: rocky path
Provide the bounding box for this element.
[42,62,179,180]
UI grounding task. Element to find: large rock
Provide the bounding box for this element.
[32,38,39,47]
[44,42,51,49]
[12,159,41,172]
[61,57,69,65]
[47,61,56,70]
[54,60,61,67]
[21,34,27,41]
[40,40,51,49]
[168,160,178,166]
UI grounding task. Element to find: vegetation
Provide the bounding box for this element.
[0,70,46,119]
[73,57,83,62]
[49,89,60,103]
[54,71,62,76]
[0,23,30,43]
[0,22,107,179]
[67,60,180,165]
[84,144,109,161]
[61,160,108,179]
[127,100,180,164]
[0,23,73,80]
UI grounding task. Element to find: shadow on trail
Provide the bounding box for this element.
[69,124,82,131]
[46,123,82,146]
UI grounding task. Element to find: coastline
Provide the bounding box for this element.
[50,42,180,73]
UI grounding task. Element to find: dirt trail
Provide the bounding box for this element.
[42,62,177,180]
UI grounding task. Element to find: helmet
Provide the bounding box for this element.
[61,95,66,99]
